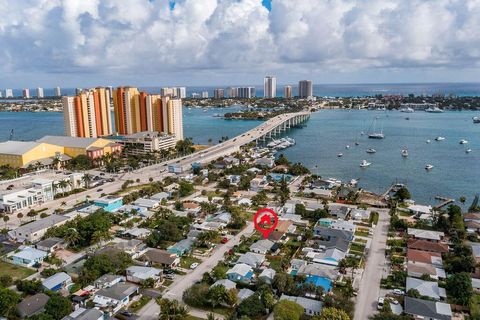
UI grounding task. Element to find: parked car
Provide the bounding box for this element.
[377,297,384,310]
[221,237,229,244]
[97,189,103,192]
[164,269,174,274]
[392,289,405,295]
[190,263,199,269]
[164,274,175,280]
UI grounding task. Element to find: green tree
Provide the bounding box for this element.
[314,307,350,320]
[275,154,290,166]
[237,293,266,317]
[178,181,194,197]
[158,298,188,320]
[273,300,304,320]
[0,287,20,318]
[183,283,210,308]
[63,228,81,247]
[44,295,72,320]
[0,275,13,287]
[446,272,473,306]
[394,187,411,201]
[16,279,43,294]
[406,288,420,298]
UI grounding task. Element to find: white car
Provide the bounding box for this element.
[190,263,199,269]
[392,289,405,295]
[377,297,384,310]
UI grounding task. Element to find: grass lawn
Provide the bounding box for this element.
[354,230,370,237]
[128,296,151,313]
[180,256,202,269]
[354,238,367,244]
[399,211,414,217]
[0,261,35,280]
[350,242,366,252]
[162,279,173,287]
[470,294,480,318]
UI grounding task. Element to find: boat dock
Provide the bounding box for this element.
[434,196,454,209]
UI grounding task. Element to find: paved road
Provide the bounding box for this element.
[137,298,160,320]
[354,209,389,320]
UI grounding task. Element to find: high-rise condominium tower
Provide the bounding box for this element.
[23,88,30,99]
[284,86,292,99]
[36,87,44,98]
[264,76,276,98]
[54,86,61,97]
[5,89,13,98]
[113,87,183,141]
[214,89,225,99]
[63,87,112,138]
[298,80,313,98]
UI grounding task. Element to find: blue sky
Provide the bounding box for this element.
[0,0,479,88]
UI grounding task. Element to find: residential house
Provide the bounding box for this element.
[11,246,48,267]
[210,279,236,291]
[337,186,358,201]
[472,244,480,264]
[407,262,446,280]
[254,157,274,168]
[297,263,338,281]
[406,277,446,300]
[141,248,180,268]
[42,272,72,291]
[250,175,268,192]
[93,282,139,314]
[227,263,254,283]
[289,259,307,274]
[116,204,149,216]
[94,274,124,290]
[182,202,201,215]
[246,167,261,174]
[309,248,346,267]
[313,225,354,242]
[167,238,194,256]
[150,192,170,202]
[126,266,162,285]
[330,220,356,233]
[227,175,241,186]
[93,196,123,212]
[280,294,323,317]
[237,288,255,302]
[407,249,443,268]
[112,239,147,259]
[123,228,152,240]
[268,220,296,242]
[208,211,232,225]
[63,307,104,320]
[16,293,50,319]
[8,214,70,243]
[408,204,433,217]
[132,198,160,210]
[224,156,240,166]
[250,239,275,255]
[404,297,452,320]
[408,228,444,242]
[279,213,309,227]
[35,237,65,253]
[237,252,265,268]
[407,239,449,254]
[238,198,252,206]
[464,213,480,233]
[310,178,338,190]
[259,268,276,284]
[350,208,371,221]
[328,204,350,219]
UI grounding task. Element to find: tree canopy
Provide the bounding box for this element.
[273,300,304,320]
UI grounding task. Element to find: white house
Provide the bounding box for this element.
[9,214,70,243]
[93,283,139,314]
[280,294,323,317]
[126,266,162,285]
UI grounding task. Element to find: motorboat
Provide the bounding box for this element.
[425,164,434,170]
[435,136,445,141]
[401,149,409,157]
[345,145,350,149]
[360,160,371,167]
[425,107,444,113]
[459,139,468,144]
[337,153,343,157]
[400,107,414,113]
[366,148,376,154]
[466,148,472,153]
[349,179,358,186]
[474,117,480,124]
[426,139,431,143]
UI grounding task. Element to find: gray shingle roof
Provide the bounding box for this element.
[16,293,49,318]
[0,141,40,155]
[404,297,451,320]
[95,282,138,301]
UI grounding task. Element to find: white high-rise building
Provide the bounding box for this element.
[54,86,61,96]
[63,96,77,137]
[23,88,30,99]
[214,89,225,99]
[264,76,276,98]
[176,87,186,98]
[237,87,256,98]
[5,89,13,98]
[36,87,44,98]
[298,80,313,98]
[284,86,292,99]
[228,87,238,98]
[161,97,183,141]
[202,91,209,98]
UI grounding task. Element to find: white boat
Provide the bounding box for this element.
[466,148,472,153]
[425,107,444,113]
[360,160,371,167]
[267,140,279,148]
[425,164,434,170]
[400,107,414,113]
[426,139,431,143]
[366,148,376,154]
[345,145,350,149]
[474,117,480,124]
[435,136,445,141]
[337,153,343,157]
[459,139,468,144]
[368,118,385,139]
[349,179,358,186]
[401,149,409,157]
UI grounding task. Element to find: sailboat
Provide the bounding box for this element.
[368,118,385,139]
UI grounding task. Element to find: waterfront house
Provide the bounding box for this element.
[93,282,139,314]
[237,252,266,268]
[280,294,323,317]
[93,196,123,212]
[227,263,254,283]
[254,157,275,168]
[35,237,65,253]
[94,274,124,290]
[126,266,162,285]
[408,204,433,217]
[42,272,72,291]
[16,293,50,319]
[337,186,358,201]
[11,247,48,267]
[8,214,70,243]
[167,238,194,256]
[141,248,180,268]
[210,279,236,291]
[406,277,446,301]
[407,228,444,242]
[407,249,443,268]
[404,297,451,320]
[250,239,275,255]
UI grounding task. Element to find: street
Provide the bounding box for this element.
[354,209,389,320]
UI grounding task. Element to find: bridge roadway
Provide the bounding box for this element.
[130,110,310,178]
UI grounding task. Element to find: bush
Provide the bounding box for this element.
[183,283,210,308]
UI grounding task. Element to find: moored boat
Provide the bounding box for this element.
[360,160,371,167]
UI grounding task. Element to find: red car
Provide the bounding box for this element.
[221,237,229,244]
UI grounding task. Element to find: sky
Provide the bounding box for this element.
[0,0,480,88]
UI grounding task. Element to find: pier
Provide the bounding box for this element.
[433,196,454,209]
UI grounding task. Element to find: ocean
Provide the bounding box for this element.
[0,107,478,206]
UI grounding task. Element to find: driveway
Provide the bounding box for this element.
[354,209,389,320]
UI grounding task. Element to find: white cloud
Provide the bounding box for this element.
[0,0,479,86]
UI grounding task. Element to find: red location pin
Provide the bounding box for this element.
[254,208,278,239]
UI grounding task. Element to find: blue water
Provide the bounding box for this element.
[3,82,480,98]
[281,110,480,206]
[0,108,479,206]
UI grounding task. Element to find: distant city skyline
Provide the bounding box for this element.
[1,1,480,87]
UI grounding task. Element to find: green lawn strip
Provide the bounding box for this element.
[0,261,35,280]
[128,296,151,313]
[180,256,202,269]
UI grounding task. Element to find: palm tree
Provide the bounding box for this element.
[64,228,80,247]
[58,180,68,195]
[16,212,23,223]
[3,215,9,229]
[82,173,93,188]
[158,299,188,320]
[61,201,67,206]
[51,157,60,170]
